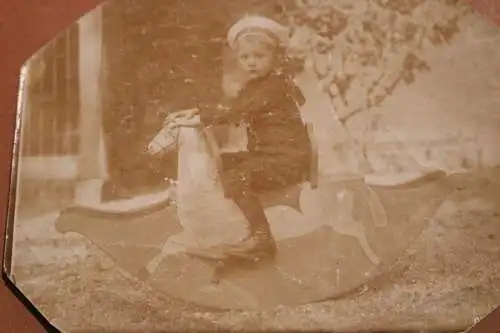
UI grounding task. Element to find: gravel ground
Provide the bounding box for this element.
[9,169,500,332]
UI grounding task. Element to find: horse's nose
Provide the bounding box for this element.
[147,143,157,154]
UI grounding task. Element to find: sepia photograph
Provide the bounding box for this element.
[3,0,500,331]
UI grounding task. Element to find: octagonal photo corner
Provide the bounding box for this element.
[3,0,500,332]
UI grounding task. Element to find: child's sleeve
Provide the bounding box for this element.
[199,103,237,126]
[199,90,258,126]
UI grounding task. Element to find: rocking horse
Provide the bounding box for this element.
[52,60,464,309]
[54,114,460,310]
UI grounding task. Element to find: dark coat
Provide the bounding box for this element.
[200,71,310,159]
[200,71,311,195]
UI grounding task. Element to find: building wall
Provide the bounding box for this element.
[16,8,107,211]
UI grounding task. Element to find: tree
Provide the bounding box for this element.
[281,0,472,172]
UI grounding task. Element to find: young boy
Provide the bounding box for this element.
[181,16,312,260]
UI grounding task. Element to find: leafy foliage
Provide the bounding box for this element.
[265,0,471,171]
[282,0,471,125]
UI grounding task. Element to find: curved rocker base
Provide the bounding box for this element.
[54,172,458,310]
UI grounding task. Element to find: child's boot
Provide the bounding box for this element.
[226,220,277,261]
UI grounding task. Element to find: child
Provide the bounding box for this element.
[178,16,311,260]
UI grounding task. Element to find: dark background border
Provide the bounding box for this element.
[1,1,499,332]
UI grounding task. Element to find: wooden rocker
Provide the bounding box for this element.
[52,117,463,308]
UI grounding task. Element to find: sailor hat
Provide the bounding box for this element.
[227,15,289,50]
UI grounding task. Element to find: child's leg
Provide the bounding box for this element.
[219,153,277,258]
[219,153,304,258]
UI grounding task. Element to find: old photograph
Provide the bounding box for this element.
[3,0,500,331]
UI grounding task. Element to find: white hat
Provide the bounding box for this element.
[227,15,289,50]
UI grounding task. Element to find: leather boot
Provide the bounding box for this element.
[225,222,277,261]
[225,187,278,260]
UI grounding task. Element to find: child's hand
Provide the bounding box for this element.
[171,114,201,128]
[164,108,200,125]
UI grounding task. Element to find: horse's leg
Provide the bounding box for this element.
[144,127,212,275]
[308,180,381,266]
[338,189,381,265]
[144,236,191,275]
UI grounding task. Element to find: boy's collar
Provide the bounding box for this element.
[247,70,284,84]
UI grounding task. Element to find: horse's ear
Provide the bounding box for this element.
[286,77,306,107]
[294,85,306,107]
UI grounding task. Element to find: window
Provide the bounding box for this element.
[22,26,80,157]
